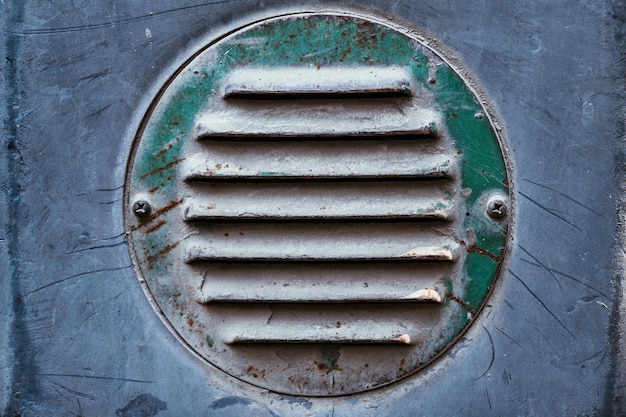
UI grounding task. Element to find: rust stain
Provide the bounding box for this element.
[139,157,186,180]
[467,245,503,262]
[148,183,164,194]
[247,366,266,379]
[316,362,338,373]
[144,219,167,234]
[154,138,179,159]
[215,164,222,170]
[151,198,184,219]
[445,293,476,316]
[145,241,180,265]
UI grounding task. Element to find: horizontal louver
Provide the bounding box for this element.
[183,66,459,345]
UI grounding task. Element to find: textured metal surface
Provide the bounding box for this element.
[1,0,624,415]
[125,12,509,396]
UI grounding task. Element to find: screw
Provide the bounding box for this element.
[132,200,151,218]
[486,196,508,219]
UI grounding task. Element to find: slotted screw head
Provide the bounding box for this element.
[132,200,151,218]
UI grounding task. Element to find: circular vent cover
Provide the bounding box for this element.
[125,11,511,396]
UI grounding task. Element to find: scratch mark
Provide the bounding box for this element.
[102,232,125,241]
[69,399,85,417]
[76,311,99,330]
[519,244,561,288]
[66,240,125,254]
[510,269,576,339]
[79,68,113,83]
[7,1,242,35]
[523,178,605,217]
[519,260,610,299]
[23,265,132,296]
[95,185,123,192]
[97,291,125,306]
[519,191,589,235]
[98,198,121,205]
[38,373,154,383]
[485,388,492,411]
[494,326,526,350]
[568,349,604,367]
[474,325,494,380]
[50,382,95,400]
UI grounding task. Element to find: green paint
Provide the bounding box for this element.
[315,345,341,374]
[206,335,214,348]
[431,65,508,311]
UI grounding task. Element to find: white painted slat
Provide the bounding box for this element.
[194,103,438,137]
[224,326,418,345]
[182,182,454,220]
[196,262,448,303]
[183,140,455,180]
[184,223,459,262]
[222,66,413,97]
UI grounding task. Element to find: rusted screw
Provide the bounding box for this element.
[487,196,507,219]
[132,200,152,218]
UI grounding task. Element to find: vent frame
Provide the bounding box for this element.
[124,11,512,397]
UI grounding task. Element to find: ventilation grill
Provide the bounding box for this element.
[181,66,460,346]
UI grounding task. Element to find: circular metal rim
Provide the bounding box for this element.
[123,9,515,397]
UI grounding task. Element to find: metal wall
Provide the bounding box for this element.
[1,1,624,415]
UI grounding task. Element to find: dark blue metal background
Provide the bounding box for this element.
[1,1,625,416]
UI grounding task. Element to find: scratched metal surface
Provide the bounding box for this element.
[1,1,624,416]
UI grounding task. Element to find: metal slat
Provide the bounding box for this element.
[182,181,454,220]
[195,262,449,303]
[222,66,413,97]
[183,140,455,180]
[214,303,440,346]
[184,223,459,262]
[224,329,417,345]
[193,103,438,137]
[202,284,442,303]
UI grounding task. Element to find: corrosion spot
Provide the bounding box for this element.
[445,293,477,316]
[467,245,503,262]
[145,241,180,265]
[247,366,266,379]
[144,219,167,234]
[139,157,186,180]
